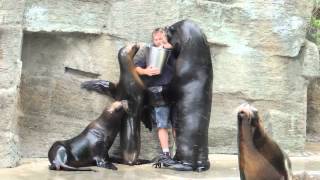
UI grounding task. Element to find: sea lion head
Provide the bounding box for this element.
[165,19,206,54]
[237,103,260,128]
[118,44,140,67]
[117,43,145,89]
[165,21,184,53]
[108,100,129,113]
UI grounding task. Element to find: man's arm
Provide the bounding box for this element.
[134,44,160,76]
[135,66,160,76]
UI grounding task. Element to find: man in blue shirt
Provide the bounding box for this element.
[134,28,176,165]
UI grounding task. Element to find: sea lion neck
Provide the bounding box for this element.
[238,117,255,148]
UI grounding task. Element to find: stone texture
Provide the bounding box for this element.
[188,0,312,57]
[19,33,118,157]
[21,0,314,56]
[23,0,112,33]
[0,0,25,26]
[0,26,24,167]
[0,89,21,167]
[264,110,305,152]
[302,41,320,79]
[303,40,320,143]
[210,45,310,153]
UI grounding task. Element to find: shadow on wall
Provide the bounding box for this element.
[307,78,320,142]
[18,32,118,157]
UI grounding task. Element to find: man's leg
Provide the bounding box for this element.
[158,128,169,154]
[154,106,176,166]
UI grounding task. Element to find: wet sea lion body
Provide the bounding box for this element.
[81,44,148,165]
[237,103,292,180]
[48,101,127,171]
[164,19,213,172]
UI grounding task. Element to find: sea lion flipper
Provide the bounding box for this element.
[103,162,118,170]
[50,158,94,171]
[60,164,94,171]
[141,105,153,131]
[81,80,117,98]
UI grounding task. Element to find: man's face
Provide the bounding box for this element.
[152,32,164,47]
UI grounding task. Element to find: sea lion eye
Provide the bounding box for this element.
[250,112,259,127]
[167,26,176,33]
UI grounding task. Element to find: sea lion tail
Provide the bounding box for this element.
[284,154,293,180]
[48,143,96,172]
[59,163,96,172]
[51,157,96,171]
[81,80,117,98]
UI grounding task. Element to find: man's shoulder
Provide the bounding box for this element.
[137,43,150,53]
[135,43,150,57]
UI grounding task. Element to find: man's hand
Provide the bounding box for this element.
[136,66,160,76]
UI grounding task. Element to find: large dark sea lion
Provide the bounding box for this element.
[163,19,213,172]
[81,44,148,165]
[237,103,292,180]
[48,101,128,171]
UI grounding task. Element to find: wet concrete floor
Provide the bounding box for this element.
[1,143,320,180]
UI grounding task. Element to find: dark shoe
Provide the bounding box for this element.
[168,161,210,172]
[194,161,210,172]
[152,153,177,168]
[168,162,193,171]
[159,153,177,167]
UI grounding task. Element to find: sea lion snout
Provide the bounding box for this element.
[237,103,259,126]
[123,44,140,58]
[237,103,253,118]
[237,103,258,116]
[109,100,127,112]
[121,100,129,111]
[238,111,249,120]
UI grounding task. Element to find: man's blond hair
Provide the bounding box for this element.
[152,27,165,39]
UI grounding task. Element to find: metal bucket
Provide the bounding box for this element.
[146,46,171,73]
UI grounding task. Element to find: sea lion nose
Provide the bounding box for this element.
[238,111,248,119]
[121,100,129,111]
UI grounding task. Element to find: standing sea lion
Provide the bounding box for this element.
[81,44,148,165]
[48,100,128,171]
[164,19,213,172]
[237,103,292,180]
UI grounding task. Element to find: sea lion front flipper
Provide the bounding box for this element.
[81,80,117,98]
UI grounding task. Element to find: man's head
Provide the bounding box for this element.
[152,27,173,49]
[152,28,165,47]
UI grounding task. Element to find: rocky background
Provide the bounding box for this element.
[0,0,318,168]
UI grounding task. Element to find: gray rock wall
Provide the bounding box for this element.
[19,32,119,157]
[0,0,318,167]
[0,0,25,167]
